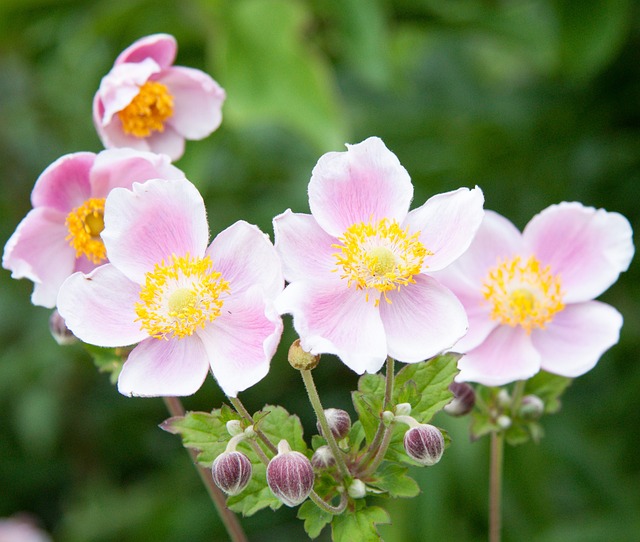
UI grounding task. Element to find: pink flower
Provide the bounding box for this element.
[3,149,185,308]
[434,203,634,385]
[57,178,283,397]
[273,137,485,374]
[93,34,226,161]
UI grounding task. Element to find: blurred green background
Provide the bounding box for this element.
[1,0,638,540]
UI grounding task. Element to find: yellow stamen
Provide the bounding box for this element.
[482,255,564,334]
[135,254,230,340]
[333,218,430,306]
[118,81,174,138]
[65,197,107,264]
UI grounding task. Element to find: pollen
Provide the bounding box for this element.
[333,218,430,306]
[482,255,564,334]
[118,81,174,138]
[135,254,230,340]
[65,197,107,264]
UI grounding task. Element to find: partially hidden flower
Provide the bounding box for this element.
[273,136,485,374]
[2,148,185,308]
[0,516,51,542]
[434,203,634,385]
[57,178,283,397]
[93,33,225,160]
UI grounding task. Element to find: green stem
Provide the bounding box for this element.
[229,395,278,455]
[163,397,248,542]
[489,429,505,542]
[309,489,348,515]
[361,422,394,478]
[510,380,527,414]
[300,369,351,480]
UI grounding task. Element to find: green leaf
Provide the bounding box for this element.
[525,371,573,414]
[226,461,282,515]
[393,353,460,423]
[369,463,420,498]
[469,410,501,442]
[83,344,125,384]
[351,373,385,442]
[254,404,308,454]
[298,500,332,539]
[331,505,391,542]
[348,420,366,452]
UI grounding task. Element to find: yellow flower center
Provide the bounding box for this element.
[135,254,230,340]
[333,218,430,306]
[118,81,174,138]
[65,197,107,264]
[482,255,564,334]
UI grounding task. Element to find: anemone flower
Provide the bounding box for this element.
[434,204,634,385]
[3,148,185,308]
[93,33,225,160]
[57,178,283,397]
[274,136,484,374]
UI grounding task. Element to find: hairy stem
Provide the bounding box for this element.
[229,395,278,455]
[309,489,348,515]
[489,429,505,542]
[163,396,248,542]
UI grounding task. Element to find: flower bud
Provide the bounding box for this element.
[288,339,320,371]
[497,415,512,429]
[49,309,77,345]
[317,408,351,441]
[444,382,475,416]
[311,445,335,469]
[347,478,366,499]
[394,403,412,416]
[267,440,314,507]
[211,451,252,496]
[519,394,544,420]
[226,420,243,436]
[403,424,444,466]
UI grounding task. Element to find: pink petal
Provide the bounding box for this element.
[56,264,147,346]
[450,295,498,352]
[523,202,634,303]
[31,152,95,212]
[117,335,209,397]
[456,326,541,386]
[533,301,623,377]
[160,66,225,139]
[206,221,283,299]
[379,275,468,363]
[139,126,186,161]
[197,287,283,397]
[308,137,413,237]
[273,210,337,283]
[89,148,185,197]
[115,34,177,69]
[102,179,209,283]
[3,208,75,308]
[404,187,484,272]
[276,280,388,374]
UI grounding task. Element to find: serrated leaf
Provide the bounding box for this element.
[393,353,460,423]
[298,500,332,539]
[331,505,391,542]
[226,461,282,516]
[254,404,308,454]
[351,373,385,442]
[524,371,572,414]
[161,410,236,466]
[369,463,420,498]
[348,420,366,452]
[83,344,126,384]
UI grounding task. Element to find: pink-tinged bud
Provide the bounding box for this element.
[444,382,476,416]
[403,424,445,466]
[49,310,77,345]
[267,440,314,507]
[519,394,544,420]
[211,451,252,496]
[317,408,351,440]
[311,445,335,469]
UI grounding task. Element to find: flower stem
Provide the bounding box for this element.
[309,489,348,515]
[489,429,505,542]
[300,369,351,480]
[510,380,526,414]
[163,396,248,542]
[229,395,278,455]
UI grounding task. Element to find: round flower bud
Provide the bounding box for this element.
[211,451,252,496]
[519,394,544,420]
[288,339,320,371]
[403,424,445,466]
[49,309,77,345]
[347,478,366,499]
[311,445,335,469]
[394,403,412,416]
[226,420,243,436]
[267,440,314,507]
[317,408,351,441]
[444,382,476,416]
[497,415,512,429]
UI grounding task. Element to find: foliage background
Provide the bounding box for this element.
[1,0,638,540]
